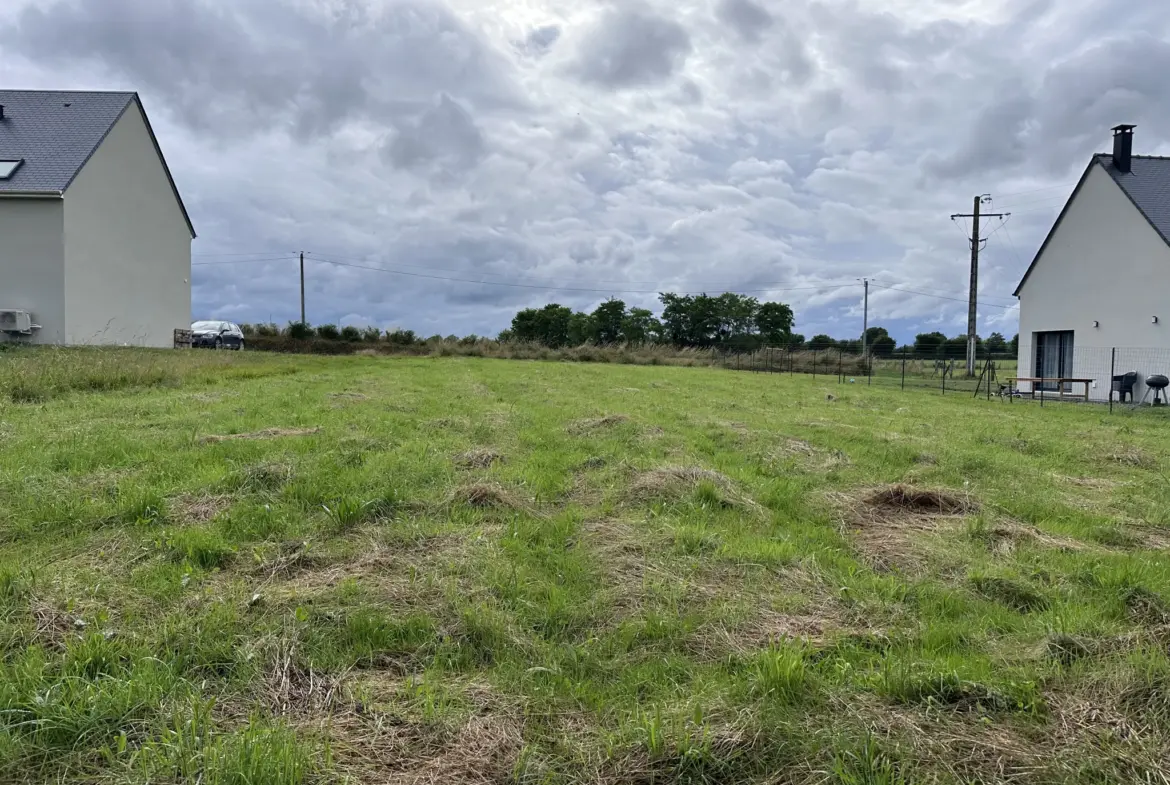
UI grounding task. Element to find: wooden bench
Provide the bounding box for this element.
[1004,377,1094,403]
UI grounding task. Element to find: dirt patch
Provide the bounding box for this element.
[567,414,630,434]
[170,493,232,524]
[199,427,321,444]
[328,392,369,401]
[578,456,608,470]
[864,484,974,515]
[454,449,505,469]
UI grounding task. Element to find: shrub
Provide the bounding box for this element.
[285,321,313,340]
[316,324,340,340]
[387,329,417,346]
[362,326,382,343]
[340,326,363,342]
[256,322,280,337]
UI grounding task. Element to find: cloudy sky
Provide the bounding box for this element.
[3,0,1168,342]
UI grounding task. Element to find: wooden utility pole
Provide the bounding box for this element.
[299,252,306,325]
[861,278,869,357]
[952,197,1006,376]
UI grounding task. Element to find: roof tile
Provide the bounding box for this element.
[0,90,135,193]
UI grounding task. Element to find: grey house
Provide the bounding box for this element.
[0,90,195,346]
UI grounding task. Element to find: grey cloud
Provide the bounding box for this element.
[570,7,692,88]
[921,33,1170,181]
[10,0,522,139]
[385,94,486,171]
[717,0,773,43]
[522,25,561,55]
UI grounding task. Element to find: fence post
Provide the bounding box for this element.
[1109,347,1116,414]
[901,351,906,390]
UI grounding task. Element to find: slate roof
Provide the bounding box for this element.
[1014,152,1170,296]
[0,90,194,237]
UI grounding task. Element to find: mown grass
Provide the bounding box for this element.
[1,347,1169,783]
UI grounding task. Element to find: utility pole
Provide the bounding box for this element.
[861,278,869,357]
[952,197,1006,376]
[299,252,306,325]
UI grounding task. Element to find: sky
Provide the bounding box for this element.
[2,0,1169,344]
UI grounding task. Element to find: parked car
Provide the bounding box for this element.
[191,320,245,350]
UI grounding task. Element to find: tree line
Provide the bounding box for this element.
[240,308,1020,358]
[501,293,795,350]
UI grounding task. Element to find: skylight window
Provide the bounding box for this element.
[0,160,23,179]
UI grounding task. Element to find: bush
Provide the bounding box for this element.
[316,324,340,340]
[285,322,313,340]
[387,329,417,346]
[256,322,280,337]
[362,326,382,343]
[340,326,362,342]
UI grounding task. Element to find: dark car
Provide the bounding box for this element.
[191,320,245,350]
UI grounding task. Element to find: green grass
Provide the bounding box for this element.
[1,347,1170,783]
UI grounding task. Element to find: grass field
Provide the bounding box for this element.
[2,349,1170,784]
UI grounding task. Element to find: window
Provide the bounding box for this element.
[0,160,23,179]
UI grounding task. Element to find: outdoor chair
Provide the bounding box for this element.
[1112,371,1139,402]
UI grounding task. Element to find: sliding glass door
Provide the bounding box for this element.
[1034,331,1074,391]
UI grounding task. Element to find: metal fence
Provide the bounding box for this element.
[718,345,1170,412]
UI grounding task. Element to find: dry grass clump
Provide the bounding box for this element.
[199,427,321,444]
[1106,447,1157,469]
[630,466,730,497]
[454,449,505,469]
[834,485,977,573]
[567,414,630,434]
[449,482,523,509]
[170,493,232,524]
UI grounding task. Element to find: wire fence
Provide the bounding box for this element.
[717,345,1170,412]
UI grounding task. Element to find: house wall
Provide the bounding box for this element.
[1017,162,1170,401]
[63,99,191,347]
[0,198,66,344]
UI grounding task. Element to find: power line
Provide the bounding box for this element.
[293,249,870,289]
[869,282,1017,309]
[311,255,862,296]
[991,181,1076,200]
[193,250,295,258]
[193,254,296,266]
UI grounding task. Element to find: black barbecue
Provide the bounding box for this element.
[1147,375,1169,406]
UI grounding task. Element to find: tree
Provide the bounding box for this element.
[757,302,795,345]
[591,299,627,344]
[316,324,341,340]
[871,335,897,356]
[914,331,947,353]
[567,311,595,346]
[622,308,661,344]
[511,303,573,347]
[787,333,806,350]
[984,332,1007,354]
[943,334,969,358]
[1010,333,1019,357]
[808,334,836,351]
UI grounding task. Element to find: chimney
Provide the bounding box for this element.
[1112,124,1136,173]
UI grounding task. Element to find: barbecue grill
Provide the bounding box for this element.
[1147,374,1169,406]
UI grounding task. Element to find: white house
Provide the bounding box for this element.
[1014,125,1170,401]
[0,90,194,347]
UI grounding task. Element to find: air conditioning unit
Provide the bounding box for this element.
[0,309,38,334]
